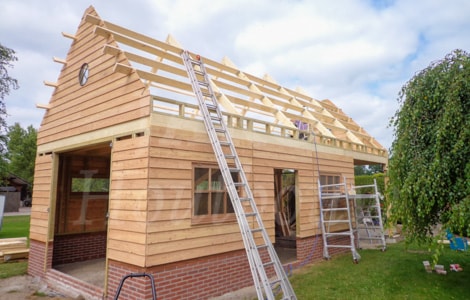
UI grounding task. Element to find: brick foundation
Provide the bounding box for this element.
[28,234,353,299]
[107,249,254,300]
[28,239,49,277]
[52,231,106,265]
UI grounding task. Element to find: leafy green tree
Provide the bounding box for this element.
[0,44,19,176]
[7,123,37,185]
[388,50,470,243]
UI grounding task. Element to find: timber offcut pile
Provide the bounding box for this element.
[0,237,29,262]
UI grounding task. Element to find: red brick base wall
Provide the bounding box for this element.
[293,234,352,269]
[107,249,254,300]
[52,231,106,265]
[28,239,49,277]
[28,234,353,299]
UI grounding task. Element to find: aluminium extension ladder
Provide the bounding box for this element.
[318,179,361,263]
[181,50,296,300]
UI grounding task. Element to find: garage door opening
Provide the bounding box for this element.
[51,143,111,288]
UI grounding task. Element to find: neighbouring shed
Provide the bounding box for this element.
[28,6,388,300]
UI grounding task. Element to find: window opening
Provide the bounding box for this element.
[193,165,236,223]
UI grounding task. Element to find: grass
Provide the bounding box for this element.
[0,215,30,278]
[289,242,470,299]
[0,215,30,239]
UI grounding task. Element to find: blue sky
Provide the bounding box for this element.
[1,0,470,150]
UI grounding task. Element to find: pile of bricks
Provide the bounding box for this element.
[0,237,29,263]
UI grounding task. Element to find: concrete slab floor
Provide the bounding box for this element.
[54,258,106,288]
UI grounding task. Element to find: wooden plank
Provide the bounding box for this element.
[145,240,243,266]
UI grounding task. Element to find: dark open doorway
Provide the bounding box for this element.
[274,169,297,263]
[52,142,111,287]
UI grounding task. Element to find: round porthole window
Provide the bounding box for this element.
[78,63,89,86]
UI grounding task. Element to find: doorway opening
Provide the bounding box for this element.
[274,169,297,263]
[52,142,111,287]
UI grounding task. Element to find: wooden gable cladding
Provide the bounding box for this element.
[81,9,387,160]
[37,6,151,147]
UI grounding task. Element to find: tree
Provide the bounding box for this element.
[7,123,37,185]
[388,50,470,244]
[0,44,19,176]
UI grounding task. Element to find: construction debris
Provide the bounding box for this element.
[0,237,29,263]
[434,264,447,275]
[450,264,463,272]
[423,261,432,273]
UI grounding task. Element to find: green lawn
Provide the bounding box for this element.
[0,215,30,278]
[0,215,30,239]
[289,241,470,299]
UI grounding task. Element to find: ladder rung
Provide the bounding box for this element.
[325,245,355,249]
[220,141,231,147]
[325,232,353,236]
[270,279,281,287]
[322,220,350,223]
[257,244,268,250]
[263,261,275,268]
[321,194,347,199]
[251,228,263,233]
[214,128,225,133]
[229,168,240,173]
[245,212,257,217]
[210,116,222,121]
[234,182,246,187]
[197,80,209,87]
[239,197,251,202]
[206,103,217,110]
[190,58,201,65]
[322,208,349,212]
[225,155,236,159]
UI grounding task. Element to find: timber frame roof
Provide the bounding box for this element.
[61,11,387,160]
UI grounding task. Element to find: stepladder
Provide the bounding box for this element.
[318,178,360,263]
[351,179,386,251]
[181,50,296,300]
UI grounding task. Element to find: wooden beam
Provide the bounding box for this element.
[61,32,76,40]
[113,63,134,75]
[43,81,58,88]
[94,26,182,65]
[53,57,67,65]
[102,45,121,57]
[36,103,50,109]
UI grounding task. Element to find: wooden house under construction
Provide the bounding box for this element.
[28,6,388,300]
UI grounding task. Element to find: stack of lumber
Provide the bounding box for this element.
[0,237,29,262]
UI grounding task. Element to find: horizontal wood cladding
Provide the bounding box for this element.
[142,122,356,265]
[143,124,251,265]
[30,155,54,242]
[38,8,150,146]
[107,135,149,266]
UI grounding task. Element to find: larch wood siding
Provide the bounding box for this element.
[144,114,355,265]
[146,123,244,266]
[107,135,150,267]
[37,7,150,146]
[29,154,54,242]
